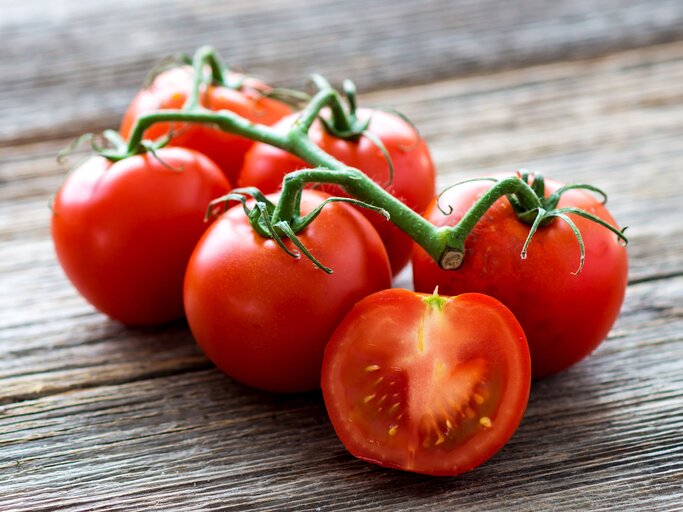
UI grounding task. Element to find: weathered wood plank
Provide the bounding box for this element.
[0,274,681,511]
[3,0,683,146]
[2,43,683,412]
[6,40,683,190]
[2,6,683,509]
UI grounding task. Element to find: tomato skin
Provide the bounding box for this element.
[412,178,629,378]
[51,148,230,326]
[120,67,291,184]
[238,109,436,274]
[183,190,392,393]
[322,288,530,476]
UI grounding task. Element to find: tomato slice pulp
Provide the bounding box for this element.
[321,289,530,476]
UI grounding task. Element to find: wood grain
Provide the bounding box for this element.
[4,0,683,146]
[2,1,683,510]
[0,275,681,511]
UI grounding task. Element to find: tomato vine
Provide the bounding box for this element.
[98,46,628,274]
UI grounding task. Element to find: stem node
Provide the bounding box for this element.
[440,249,465,270]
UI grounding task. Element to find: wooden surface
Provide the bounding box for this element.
[2,1,683,510]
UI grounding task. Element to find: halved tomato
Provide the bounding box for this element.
[321,288,530,476]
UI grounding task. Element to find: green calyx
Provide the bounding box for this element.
[310,74,366,138]
[514,172,628,274]
[438,172,629,275]
[309,74,395,186]
[57,129,172,167]
[206,182,390,274]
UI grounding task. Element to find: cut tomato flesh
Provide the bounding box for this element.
[321,289,530,476]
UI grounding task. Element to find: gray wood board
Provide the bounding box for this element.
[2,4,683,511]
[0,279,681,511]
[4,0,683,145]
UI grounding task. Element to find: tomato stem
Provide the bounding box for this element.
[100,46,628,272]
[271,167,447,264]
[184,45,231,110]
[444,177,543,253]
[101,99,544,271]
[102,110,287,161]
[307,75,353,134]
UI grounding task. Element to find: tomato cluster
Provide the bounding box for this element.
[51,49,628,477]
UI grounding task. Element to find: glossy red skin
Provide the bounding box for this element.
[184,190,392,393]
[239,109,436,274]
[412,178,629,378]
[51,148,230,326]
[120,67,291,184]
[322,289,530,476]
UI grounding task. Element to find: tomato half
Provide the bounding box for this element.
[238,109,436,274]
[120,67,291,184]
[51,147,230,325]
[183,190,392,393]
[412,178,628,378]
[322,288,530,476]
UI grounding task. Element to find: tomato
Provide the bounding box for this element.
[183,189,392,393]
[120,67,291,184]
[321,288,530,476]
[412,178,628,378]
[238,109,436,274]
[51,147,230,326]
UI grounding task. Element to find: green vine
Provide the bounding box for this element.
[93,46,628,273]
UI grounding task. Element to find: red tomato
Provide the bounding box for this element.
[322,288,530,476]
[412,178,628,378]
[51,148,230,326]
[120,67,291,184]
[184,189,392,393]
[239,109,436,274]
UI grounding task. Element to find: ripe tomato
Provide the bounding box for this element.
[238,109,436,274]
[412,178,628,378]
[51,147,230,326]
[184,189,392,393]
[120,67,291,184]
[322,288,530,476]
